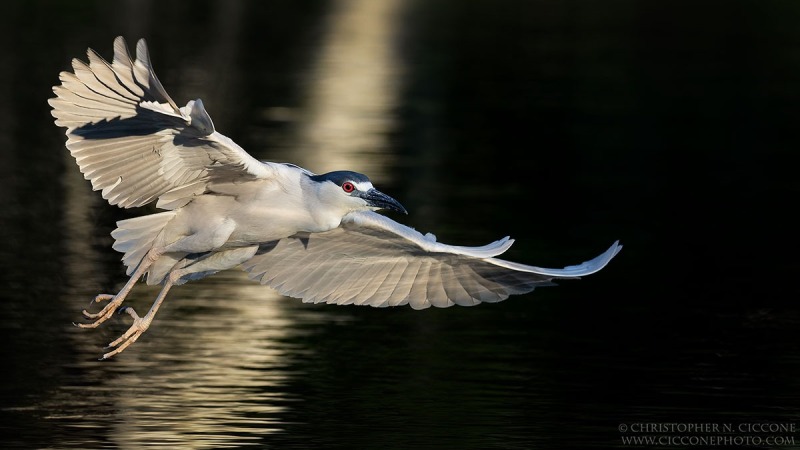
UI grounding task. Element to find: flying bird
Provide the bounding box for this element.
[50,37,621,360]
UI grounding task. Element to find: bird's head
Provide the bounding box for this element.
[309,170,407,215]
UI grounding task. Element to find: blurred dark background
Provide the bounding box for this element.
[0,1,798,448]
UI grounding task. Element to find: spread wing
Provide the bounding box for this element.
[49,36,275,210]
[242,211,622,309]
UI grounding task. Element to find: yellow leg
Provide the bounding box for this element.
[100,266,182,360]
[94,246,259,359]
[75,250,158,329]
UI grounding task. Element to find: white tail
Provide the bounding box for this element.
[111,212,176,276]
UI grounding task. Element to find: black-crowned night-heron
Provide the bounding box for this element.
[50,37,621,360]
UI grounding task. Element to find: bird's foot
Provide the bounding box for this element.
[100,307,150,360]
[75,294,122,328]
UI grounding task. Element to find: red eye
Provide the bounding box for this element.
[342,182,355,193]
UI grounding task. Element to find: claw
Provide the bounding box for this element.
[76,294,125,328]
[106,325,139,349]
[96,293,114,301]
[99,306,147,359]
[89,293,114,307]
[101,333,141,359]
[74,254,159,359]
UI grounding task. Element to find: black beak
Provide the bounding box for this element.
[360,188,408,214]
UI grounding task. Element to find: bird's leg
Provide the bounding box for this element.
[76,250,159,329]
[100,266,184,360]
[98,246,259,359]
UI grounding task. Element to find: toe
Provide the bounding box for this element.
[93,294,115,304]
[101,330,142,360]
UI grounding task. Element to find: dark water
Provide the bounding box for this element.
[2,1,799,448]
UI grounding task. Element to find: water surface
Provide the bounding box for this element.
[1,1,799,448]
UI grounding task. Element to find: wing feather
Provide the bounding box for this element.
[368,259,410,307]
[344,260,394,305]
[407,259,434,309]
[458,263,509,303]
[75,55,136,104]
[352,262,394,306]
[307,254,362,304]
[330,261,376,305]
[86,49,140,102]
[289,253,338,298]
[110,38,145,98]
[424,261,453,308]
[439,264,476,307]
[452,264,491,304]
[387,259,422,307]
[278,248,331,297]
[50,36,276,210]
[241,210,622,308]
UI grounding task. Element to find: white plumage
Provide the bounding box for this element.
[50,37,621,359]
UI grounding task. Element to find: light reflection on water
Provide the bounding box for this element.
[47,272,344,449]
[291,0,405,180]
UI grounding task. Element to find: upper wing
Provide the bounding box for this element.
[49,36,275,210]
[242,211,622,309]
